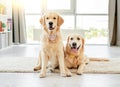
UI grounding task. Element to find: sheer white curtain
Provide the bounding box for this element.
[12,0,26,44]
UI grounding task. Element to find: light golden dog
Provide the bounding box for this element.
[64,34,109,75]
[34,12,71,77]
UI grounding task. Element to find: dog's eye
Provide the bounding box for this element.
[53,17,56,20]
[46,17,49,19]
[70,37,73,40]
[77,37,80,40]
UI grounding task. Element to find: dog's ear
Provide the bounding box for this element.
[81,37,85,50]
[79,36,85,53]
[66,35,70,50]
[40,15,45,26]
[57,15,64,26]
[67,35,70,43]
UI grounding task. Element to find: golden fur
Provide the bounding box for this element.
[64,34,109,75]
[34,12,71,77]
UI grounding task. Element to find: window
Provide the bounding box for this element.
[24,0,109,44]
[76,0,108,44]
[25,15,41,43]
[76,16,108,30]
[61,15,74,29]
[76,15,108,44]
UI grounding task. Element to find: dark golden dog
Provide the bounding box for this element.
[64,34,109,75]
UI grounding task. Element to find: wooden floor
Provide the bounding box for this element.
[0,44,120,87]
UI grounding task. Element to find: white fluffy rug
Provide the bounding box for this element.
[0,57,120,74]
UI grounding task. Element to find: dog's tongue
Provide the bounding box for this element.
[71,48,77,53]
[49,35,56,41]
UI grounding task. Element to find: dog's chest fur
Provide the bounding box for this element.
[41,33,63,60]
[65,54,84,68]
[40,33,64,68]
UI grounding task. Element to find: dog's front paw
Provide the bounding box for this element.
[66,72,72,77]
[77,71,83,75]
[34,66,41,71]
[61,73,67,77]
[39,73,46,78]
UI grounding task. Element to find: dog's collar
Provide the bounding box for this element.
[69,54,77,59]
[48,34,57,41]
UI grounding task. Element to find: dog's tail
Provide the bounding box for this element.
[89,57,109,62]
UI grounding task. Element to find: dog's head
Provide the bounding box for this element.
[40,12,64,32]
[66,34,85,54]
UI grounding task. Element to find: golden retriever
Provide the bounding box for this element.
[34,12,71,78]
[64,34,109,75]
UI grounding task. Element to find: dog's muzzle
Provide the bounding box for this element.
[49,22,54,30]
[70,42,81,53]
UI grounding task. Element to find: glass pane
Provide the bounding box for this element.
[25,15,41,29]
[76,15,108,30]
[76,0,109,14]
[24,0,42,14]
[76,15,108,44]
[61,15,74,29]
[25,15,41,43]
[46,0,71,10]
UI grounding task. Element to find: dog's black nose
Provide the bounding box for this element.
[49,22,53,25]
[72,42,77,47]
